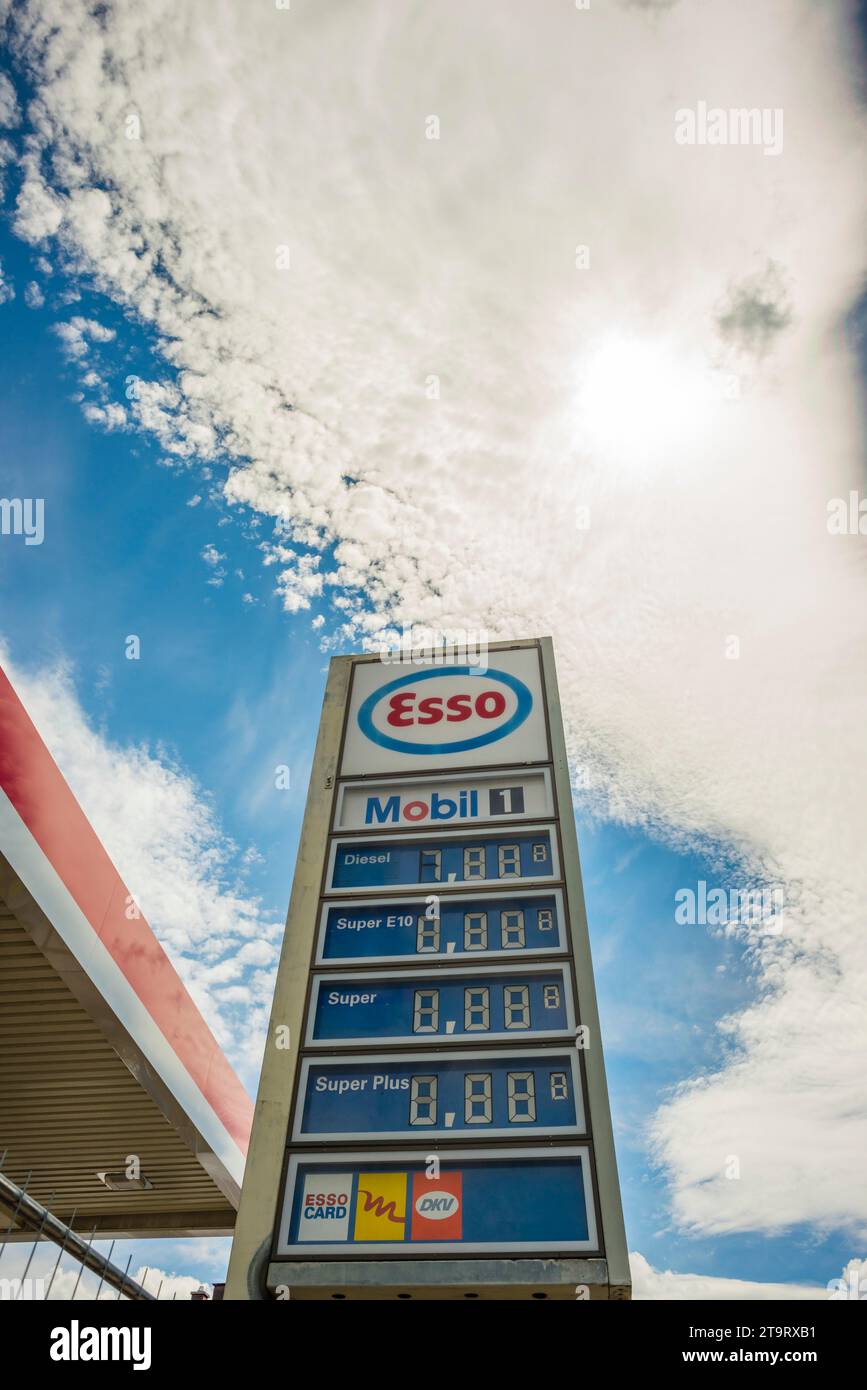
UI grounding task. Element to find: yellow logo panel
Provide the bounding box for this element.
[354,1172,407,1241]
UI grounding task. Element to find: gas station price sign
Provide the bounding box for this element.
[227,641,630,1300]
[315,889,568,964]
[293,1048,584,1141]
[306,962,575,1046]
[325,824,559,893]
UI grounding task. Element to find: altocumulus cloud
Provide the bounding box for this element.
[2,0,867,1240]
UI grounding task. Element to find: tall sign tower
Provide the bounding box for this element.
[226,638,630,1299]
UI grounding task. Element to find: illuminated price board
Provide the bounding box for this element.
[325,824,559,893]
[306,962,575,1046]
[276,1146,598,1256]
[315,889,567,965]
[293,1049,584,1141]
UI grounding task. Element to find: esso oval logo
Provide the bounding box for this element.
[357,666,532,756]
[414,1190,460,1220]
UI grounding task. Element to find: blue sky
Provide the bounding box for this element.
[1,0,865,1300]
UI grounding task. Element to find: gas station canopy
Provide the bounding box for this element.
[0,666,253,1238]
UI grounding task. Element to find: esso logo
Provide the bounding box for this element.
[358,667,532,756]
[414,1191,460,1220]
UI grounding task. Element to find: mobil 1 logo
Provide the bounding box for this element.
[334,767,554,833]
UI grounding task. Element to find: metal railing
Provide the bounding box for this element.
[0,1157,189,1301]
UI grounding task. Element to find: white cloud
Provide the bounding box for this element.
[23,280,44,309]
[629,1252,858,1302]
[0,72,20,128]
[5,0,867,1241]
[0,257,14,305]
[53,315,116,359]
[0,644,281,1082]
[81,400,126,429]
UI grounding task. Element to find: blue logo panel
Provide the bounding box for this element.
[297,1053,581,1139]
[329,829,555,890]
[280,1150,594,1253]
[311,969,570,1043]
[318,891,565,962]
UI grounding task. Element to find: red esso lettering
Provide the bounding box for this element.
[446,693,472,721]
[417,696,443,724]
[387,692,416,726]
[476,690,506,719]
[386,689,505,727]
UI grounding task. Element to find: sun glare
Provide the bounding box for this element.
[576,336,714,456]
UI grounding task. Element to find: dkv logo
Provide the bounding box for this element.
[414,1190,460,1220]
[358,667,532,757]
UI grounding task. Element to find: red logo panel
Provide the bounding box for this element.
[411,1171,462,1240]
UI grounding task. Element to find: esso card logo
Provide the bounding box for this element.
[410,1172,462,1240]
[358,668,532,757]
[297,1173,352,1241]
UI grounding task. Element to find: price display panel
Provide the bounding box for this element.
[325,824,559,893]
[276,1145,598,1257]
[293,1048,584,1141]
[306,963,575,1046]
[315,889,567,965]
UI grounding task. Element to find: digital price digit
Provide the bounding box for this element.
[465,1072,492,1123]
[502,909,525,948]
[464,847,485,878]
[507,1071,536,1122]
[416,916,440,953]
[464,986,489,1031]
[464,911,487,950]
[504,985,530,1029]
[413,989,439,1033]
[550,1071,570,1100]
[409,1075,437,1126]
[420,849,442,881]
